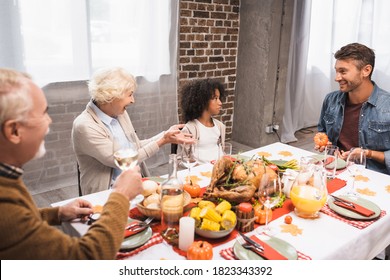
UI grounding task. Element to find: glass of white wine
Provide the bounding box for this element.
[181,143,198,181]
[346,148,366,196]
[256,173,282,236]
[113,142,141,204]
[113,142,139,171]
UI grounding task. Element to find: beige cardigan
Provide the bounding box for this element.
[182,119,226,144]
[72,101,162,194]
[179,119,226,163]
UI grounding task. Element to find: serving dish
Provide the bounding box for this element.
[195,221,236,239]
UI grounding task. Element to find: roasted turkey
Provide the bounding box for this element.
[203,157,278,203]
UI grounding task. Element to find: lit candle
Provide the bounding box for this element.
[178,217,195,251]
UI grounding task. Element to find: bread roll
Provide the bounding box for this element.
[146,203,160,210]
[142,180,159,197]
[143,193,160,207]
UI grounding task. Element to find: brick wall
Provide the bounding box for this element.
[23,79,177,195]
[23,82,89,194]
[22,0,241,195]
[178,0,240,139]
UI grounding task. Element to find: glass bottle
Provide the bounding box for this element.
[160,154,184,245]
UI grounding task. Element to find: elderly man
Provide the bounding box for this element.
[0,68,143,259]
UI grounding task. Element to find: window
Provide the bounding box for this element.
[1,0,172,86]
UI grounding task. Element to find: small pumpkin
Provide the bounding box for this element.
[183,181,201,198]
[313,132,329,147]
[187,241,213,260]
[254,204,273,225]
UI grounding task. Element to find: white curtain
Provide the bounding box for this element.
[0,0,179,170]
[281,0,390,143]
[1,0,172,86]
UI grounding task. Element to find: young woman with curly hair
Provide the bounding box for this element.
[180,79,226,164]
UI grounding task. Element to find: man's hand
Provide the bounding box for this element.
[314,141,333,153]
[112,166,144,201]
[58,199,93,222]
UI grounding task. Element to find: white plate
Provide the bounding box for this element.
[310,154,346,169]
[120,219,153,250]
[327,195,381,220]
[233,234,298,260]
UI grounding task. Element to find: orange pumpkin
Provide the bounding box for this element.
[187,241,213,260]
[313,132,329,147]
[183,182,201,198]
[254,204,273,225]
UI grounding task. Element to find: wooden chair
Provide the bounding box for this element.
[77,163,82,196]
[171,143,178,154]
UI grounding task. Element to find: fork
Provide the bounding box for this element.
[329,194,355,208]
[236,236,264,252]
[237,236,268,259]
[125,217,154,231]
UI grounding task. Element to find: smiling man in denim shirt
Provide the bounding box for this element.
[318,43,390,175]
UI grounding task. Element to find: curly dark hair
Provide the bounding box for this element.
[180,79,225,123]
[335,43,375,78]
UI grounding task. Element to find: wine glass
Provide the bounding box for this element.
[324,144,339,179]
[113,142,140,204]
[346,148,366,196]
[113,142,139,171]
[181,143,198,182]
[219,142,232,159]
[256,173,282,235]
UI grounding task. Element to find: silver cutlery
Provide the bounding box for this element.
[238,232,264,251]
[125,217,154,232]
[329,194,355,208]
[237,236,267,259]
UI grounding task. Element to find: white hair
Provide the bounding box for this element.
[88,67,137,104]
[0,68,33,125]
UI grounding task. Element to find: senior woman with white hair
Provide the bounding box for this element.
[72,67,193,195]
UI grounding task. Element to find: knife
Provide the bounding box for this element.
[329,194,355,208]
[239,232,289,260]
[124,221,149,238]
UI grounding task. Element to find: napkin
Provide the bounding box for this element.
[333,200,375,217]
[249,235,288,260]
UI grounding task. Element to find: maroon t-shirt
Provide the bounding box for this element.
[337,99,363,152]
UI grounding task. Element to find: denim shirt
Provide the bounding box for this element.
[318,82,390,175]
